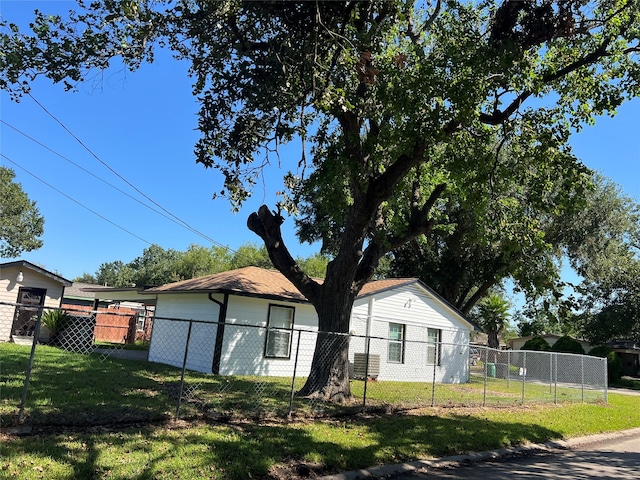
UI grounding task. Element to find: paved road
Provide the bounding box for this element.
[388,430,640,480]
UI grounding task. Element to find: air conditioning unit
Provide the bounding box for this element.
[353,353,380,379]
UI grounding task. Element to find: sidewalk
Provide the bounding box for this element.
[318,427,640,480]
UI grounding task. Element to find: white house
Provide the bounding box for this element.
[143,267,476,383]
[0,260,73,343]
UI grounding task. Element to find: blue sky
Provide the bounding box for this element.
[1,1,639,283]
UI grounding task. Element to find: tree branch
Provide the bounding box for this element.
[247,205,321,302]
[480,39,612,125]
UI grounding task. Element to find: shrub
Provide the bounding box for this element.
[588,345,623,384]
[41,309,72,345]
[521,336,551,351]
[550,335,585,354]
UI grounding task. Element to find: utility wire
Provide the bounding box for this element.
[14,95,312,284]
[1,119,228,249]
[27,93,233,250]
[2,153,153,246]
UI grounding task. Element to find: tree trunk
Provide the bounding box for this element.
[297,287,355,402]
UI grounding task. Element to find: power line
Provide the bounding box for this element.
[26,93,234,252]
[9,95,310,285]
[1,119,226,248]
[2,153,154,246]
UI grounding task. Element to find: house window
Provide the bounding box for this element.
[265,305,295,358]
[427,328,441,366]
[388,323,405,364]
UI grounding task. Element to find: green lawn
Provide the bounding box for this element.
[1,343,637,479]
[2,395,639,479]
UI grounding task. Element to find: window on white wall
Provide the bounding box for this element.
[388,323,405,363]
[265,305,295,358]
[427,328,441,366]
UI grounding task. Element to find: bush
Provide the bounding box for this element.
[41,309,72,345]
[588,345,623,384]
[521,336,551,351]
[550,335,585,354]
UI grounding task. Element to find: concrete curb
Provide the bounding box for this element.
[318,427,640,480]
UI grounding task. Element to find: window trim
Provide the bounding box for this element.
[387,322,406,364]
[264,304,295,359]
[427,327,442,366]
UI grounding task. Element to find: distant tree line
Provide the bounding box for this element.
[73,243,330,288]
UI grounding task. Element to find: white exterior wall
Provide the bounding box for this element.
[147,284,472,383]
[149,292,319,377]
[349,284,471,383]
[0,266,65,342]
[148,293,220,372]
[218,296,318,377]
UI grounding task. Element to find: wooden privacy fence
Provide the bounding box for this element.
[61,304,152,344]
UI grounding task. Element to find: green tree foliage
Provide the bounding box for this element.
[588,345,624,383]
[91,242,323,287]
[521,336,552,352]
[73,273,98,284]
[550,335,585,354]
[228,243,272,270]
[0,166,44,258]
[95,260,135,287]
[295,253,330,279]
[3,0,639,401]
[175,244,233,280]
[129,244,182,287]
[569,177,640,344]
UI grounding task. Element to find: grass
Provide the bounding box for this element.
[1,343,638,479]
[1,395,639,479]
[93,340,150,351]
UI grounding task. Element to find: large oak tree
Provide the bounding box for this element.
[2,1,639,401]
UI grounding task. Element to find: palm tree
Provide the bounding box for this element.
[477,293,511,349]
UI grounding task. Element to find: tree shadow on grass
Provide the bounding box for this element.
[1,413,564,480]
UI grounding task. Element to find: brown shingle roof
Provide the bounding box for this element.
[145,266,308,302]
[145,266,419,302]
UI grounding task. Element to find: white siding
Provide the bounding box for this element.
[148,293,220,372]
[149,293,319,377]
[0,266,65,342]
[349,284,472,383]
[146,282,472,383]
[218,296,318,377]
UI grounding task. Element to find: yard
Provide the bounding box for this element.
[1,343,639,479]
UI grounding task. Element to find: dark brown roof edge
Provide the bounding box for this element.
[1,260,72,286]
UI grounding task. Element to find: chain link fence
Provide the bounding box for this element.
[1,302,608,430]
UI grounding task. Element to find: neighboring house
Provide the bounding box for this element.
[62,282,112,308]
[143,266,476,383]
[0,260,72,343]
[608,339,640,377]
[509,334,592,353]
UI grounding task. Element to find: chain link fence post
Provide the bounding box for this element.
[521,351,526,403]
[554,353,558,404]
[362,335,372,412]
[17,306,44,424]
[174,321,193,421]
[482,345,488,406]
[506,350,511,388]
[288,330,303,417]
[430,341,438,407]
[603,357,608,403]
[581,354,585,403]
